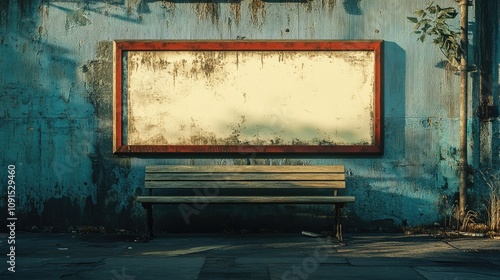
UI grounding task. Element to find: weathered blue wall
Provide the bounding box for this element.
[1,0,498,233]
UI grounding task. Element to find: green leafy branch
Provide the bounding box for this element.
[408,1,462,67]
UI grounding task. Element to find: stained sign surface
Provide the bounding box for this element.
[113,41,383,154]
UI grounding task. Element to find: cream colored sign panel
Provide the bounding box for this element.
[126,50,375,146]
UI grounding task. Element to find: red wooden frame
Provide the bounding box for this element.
[113,40,383,155]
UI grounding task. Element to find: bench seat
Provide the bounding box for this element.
[137,165,354,242]
[136,196,356,204]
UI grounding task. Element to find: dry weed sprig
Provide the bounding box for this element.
[478,170,500,232]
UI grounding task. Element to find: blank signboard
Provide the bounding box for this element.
[113,41,383,155]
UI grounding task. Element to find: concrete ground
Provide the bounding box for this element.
[1,232,499,279]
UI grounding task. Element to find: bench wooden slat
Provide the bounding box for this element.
[146,165,344,173]
[145,173,345,181]
[136,196,355,204]
[138,164,353,242]
[145,181,346,189]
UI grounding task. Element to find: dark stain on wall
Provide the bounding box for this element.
[19,0,38,18]
[82,41,135,229]
[250,0,265,25]
[21,197,81,232]
[0,1,9,30]
[229,1,241,27]
[322,0,336,13]
[161,1,176,11]
[38,2,49,37]
[161,0,236,28]
[342,0,361,15]
[2,0,47,32]
[195,1,220,24]
[137,0,152,14]
[194,51,227,78]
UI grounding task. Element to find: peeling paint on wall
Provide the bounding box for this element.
[83,41,114,115]
[65,8,91,31]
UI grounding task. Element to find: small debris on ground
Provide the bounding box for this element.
[301,231,321,238]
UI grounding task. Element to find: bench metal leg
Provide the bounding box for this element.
[142,203,154,240]
[334,203,345,243]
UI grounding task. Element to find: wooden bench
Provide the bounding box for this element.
[136,165,355,242]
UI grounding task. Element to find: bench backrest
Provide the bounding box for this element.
[145,165,345,190]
